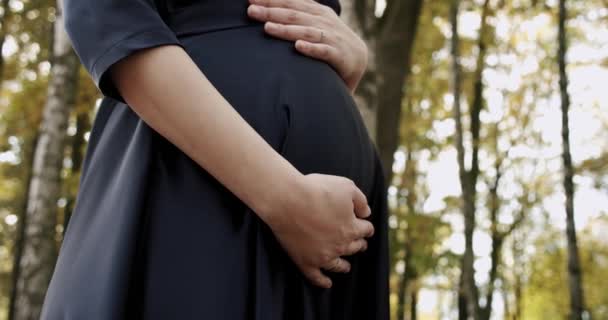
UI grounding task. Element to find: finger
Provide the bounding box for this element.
[352,218,375,239]
[294,40,342,67]
[248,5,319,27]
[350,184,371,219]
[322,257,351,273]
[304,267,333,288]
[249,0,326,16]
[265,23,327,44]
[343,239,368,256]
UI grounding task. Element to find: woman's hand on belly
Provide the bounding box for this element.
[263,173,375,289]
[247,0,368,93]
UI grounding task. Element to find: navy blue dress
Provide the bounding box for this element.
[41,0,389,319]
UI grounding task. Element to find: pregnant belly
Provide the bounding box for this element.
[179,25,377,196]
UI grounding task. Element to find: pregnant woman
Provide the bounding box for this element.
[41,0,389,319]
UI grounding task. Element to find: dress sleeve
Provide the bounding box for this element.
[63,0,184,104]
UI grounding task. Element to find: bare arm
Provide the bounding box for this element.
[110,44,374,288]
[112,44,296,220]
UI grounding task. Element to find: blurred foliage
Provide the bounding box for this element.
[523,221,608,319]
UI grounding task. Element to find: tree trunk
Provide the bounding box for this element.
[12,1,80,318]
[481,128,504,320]
[511,231,523,320]
[0,0,11,83]
[451,0,492,318]
[481,221,502,319]
[62,107,89,235]
[458,275,468,320]
[410,284,418,320]
[481,236,502,320]
[341,0,423,182]
[465,1,490,318]
[557,1,586,319]
[501,275,511,320]
[339,0,378,137]
[396,147,416,320]
[375,0,423,182]
[7,133,39,320]
[514,274,522,320]
[450,1,469,319]
[396,245,412,320]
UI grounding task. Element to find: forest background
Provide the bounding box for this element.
[0,0,606,319]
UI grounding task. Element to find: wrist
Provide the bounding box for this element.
[250,165,307,230]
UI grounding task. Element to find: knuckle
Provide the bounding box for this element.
[335,260,344,271]
[280,26,292,37]
[331,259,340,270]
[287,10,299,23]
[342,177,355,187]
[341,225,354,240]
[349,229,360,242]
[345,243,355,255]
[303,28,316,40]
[318,15,332,26]
[264,9,274,20]
[287,0,299,8]
[323,5,336,16]
[320,251,333,264]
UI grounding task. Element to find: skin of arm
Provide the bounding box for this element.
[109,44,375,288]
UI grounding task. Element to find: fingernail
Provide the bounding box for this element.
[248,5,261,15]
[265,22,278,30]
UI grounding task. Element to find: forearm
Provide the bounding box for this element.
[110,44,300,221]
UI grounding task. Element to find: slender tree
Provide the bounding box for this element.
[0,0,12,82]
[557,0,586,319]
[449,1,467,319]
[396,146,416,320]
[12,0,80,318]
[62,105,89,235]
[7,133,39,320]
[450,0,491,318]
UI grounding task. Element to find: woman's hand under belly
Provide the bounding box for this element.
[246,0,368,94]
[261,173,375,289]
